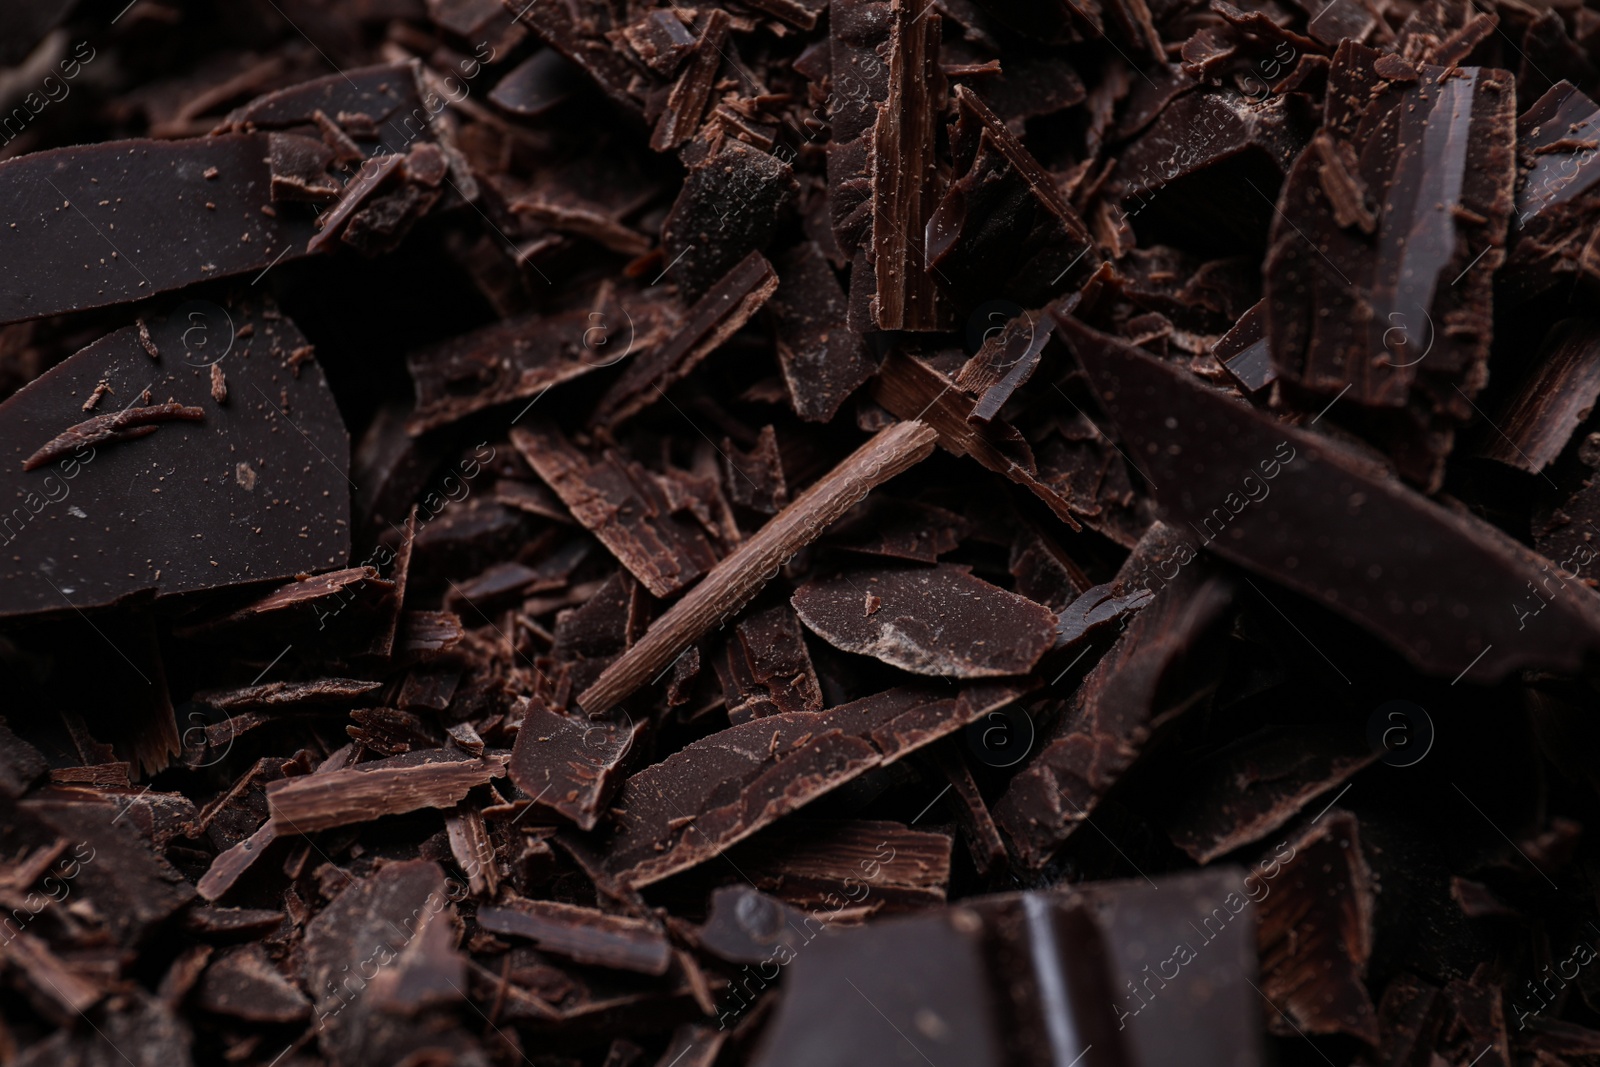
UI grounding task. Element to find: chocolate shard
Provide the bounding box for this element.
[871,0,945,331]
[220,62,431,148]
[660,138,795,303]
[303,860,476,1065]
[1264,44,1515,486]
[752,906,1007,1067]
[511,424,721,598]
[268,131,341,203]
[589,252,780,430]
[1482,318,1600,472]
[1212,299,1277,393]
[1504,81,1600,302]
[771,241,878,423]
[1167,728,1378,863]
[1258,811,1379,1043]
[714,602,824,724]
[0,299,349,618]
[194,944,310,1023]
[621,11,699,75]
[928,86,1098,308]
[600,683,1023,886]
[21,401,204,471]
[507,696,641,832]
[955,307,1053,422]
[651,11,731,152]
[825,496,967,563]
[1054,581,1154,647]
[1060,312,1600,682]
[791,563,1057,677]
[488,48,583,116]
[505,0,645,114]
[995,521,1234,868]
[477,895,672,975]
[1112,87,1310,251]
[724,425,789,514]
[695,885,815,964]
[407,288,677,434]
[0,135,318,325]
[702,818,955,911]
[266,752,508,833]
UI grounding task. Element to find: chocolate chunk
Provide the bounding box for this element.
[478,896,671,975]
[0,136,319,325]
[0,300,348,618]
[266,752,508,833]
[927,86,1098,308]
[1061,313,1600,682]
[651,11,731,151]
[1212,299,1277,392]
[713,602,824,724]
[508,696,641,831]
[661,141,796,304]
[1258,812,1379,1042]
[589,252,779,430]
[792,563,1057,677]
[195,944,310,1022]
[511,424,721,598]
[1167,729,1377,862]
[995,521,1233,868]
[600,683,1022,886]
[1482,318,1600,472]
[770,241,878,423]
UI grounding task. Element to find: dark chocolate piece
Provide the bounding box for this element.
[651,11,731,152]
[791,563,1057,677]
[267,752,508,833]
[600,683,1022,886]
[1482,318,1600,472]
[478,896,671,975]
[1258,812,1378,1042]
[714,602,824,724]
[0,136,318,325]
[660,141,796,306]
[1061,313,1600,682]
[511,424,721,598]
[0,300,349,618]
[928,86,1098,307]
[589,252,780,430]
[871,0,945,331]
[995,522,1233,868]
[770,241,878,423]
[507,696,641,831]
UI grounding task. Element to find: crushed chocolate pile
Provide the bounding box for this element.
[5,0,1600,1064]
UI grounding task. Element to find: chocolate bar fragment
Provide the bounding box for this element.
[753,869,1259,1067]
[928,86,1098,308]
[600,682,1022,887]
[0,298,348,618]
[1263,44,1515,486]
[1481,318,1600,472]
[512,424,720,598]
[791,563,1057,677]
[507,696,641,831]
[0,136,318,325]
[1062,313,1600,682]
